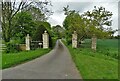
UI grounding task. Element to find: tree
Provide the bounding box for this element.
[32,25,46,41]
[114,35,120,39]
[12,11,35,43]
[24,3,53,22]
[82,6,113,30]
[1,1,52,42]
[63,6,114,45]
[63,6,86,44]
[105,27,118,38]
[52,25,64,39]
[81,6,114,39]
[32,21,51,41]
[32,21,53,48]
[1,1,32,42]
[27,6,46,21]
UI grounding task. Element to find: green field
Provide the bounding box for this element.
[64,39,118,79]
[2,49,50,69]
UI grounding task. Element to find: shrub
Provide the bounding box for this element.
[51,37,57,48]
[5,42,20,53]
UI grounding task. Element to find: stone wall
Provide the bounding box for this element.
[19,44,26,51]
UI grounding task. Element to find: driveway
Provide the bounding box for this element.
[2,40,82,79]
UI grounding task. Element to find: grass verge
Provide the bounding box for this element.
[63,39,118,79]
[2,48,50,69]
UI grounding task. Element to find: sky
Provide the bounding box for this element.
[0,0,119,35]
[47,0,119,35]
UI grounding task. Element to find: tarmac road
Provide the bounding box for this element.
[2,40,82,79]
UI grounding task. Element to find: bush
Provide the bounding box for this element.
[5,42,20,53]
[51,37,57,48]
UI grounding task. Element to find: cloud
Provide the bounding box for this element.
[47,0,119,35]
[47,2,92,26]
[50,0,119,2]
[47,12,66,26]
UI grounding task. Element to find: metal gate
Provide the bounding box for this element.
[30,41,43,50]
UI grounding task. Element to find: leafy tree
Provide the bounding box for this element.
[1,1,52,43]
[1,2,32,42]
[27,6,46,21]
[35,21,52,36]
[114,35,120,39]
[32,22,53,48]
[63,6,114,45]
[63,6,86,44]
[52,25,64,39]
[82,6,113,31]
[32,21,51,41]
[12,11,35,43]
[105,27,118,38]
[32,25,46,41]
[39,21,51,30]
[81,6,114,39]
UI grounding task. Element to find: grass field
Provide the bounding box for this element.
[2,49,50,69]
[64,39,118,79]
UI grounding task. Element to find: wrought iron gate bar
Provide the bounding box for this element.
[31,41,43,42]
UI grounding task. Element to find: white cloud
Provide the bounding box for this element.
[47,12,66,26]
[50,0,119,2]
[47,0,119,35]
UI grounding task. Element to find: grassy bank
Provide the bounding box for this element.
[2,48,50,69]
[64,39,118,79]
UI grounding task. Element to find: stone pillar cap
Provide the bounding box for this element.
[74,31,77,34]
[93,34,96,37]
[44,30,47,33]
[74,31,76,33]
[27,34,29,36]
[93,34,95,36]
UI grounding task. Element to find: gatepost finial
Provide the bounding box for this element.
[44,30,47,33]
[74,31,76,34]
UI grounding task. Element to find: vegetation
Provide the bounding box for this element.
[1,1,54,53]
[97,39,118,59]
[1,2,118,79]
[2,48,50,69]
[63,39,118,79]
[63,6,118,45]
[1,1,52,43]
[12,11,35,43]
[52,25,65,39]
[32,22,53,48]
[63,6,85,44]
[1,1,56,70]
[83,6,113,29]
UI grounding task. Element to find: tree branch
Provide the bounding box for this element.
[11,2,23,19]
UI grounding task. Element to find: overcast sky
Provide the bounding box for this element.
[0,0,119,35]
[47,0,119,35]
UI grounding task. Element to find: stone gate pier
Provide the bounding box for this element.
[91,34,97,51]
[42,31,49,49]
[26,34,30,50]
[72,31,77,48]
